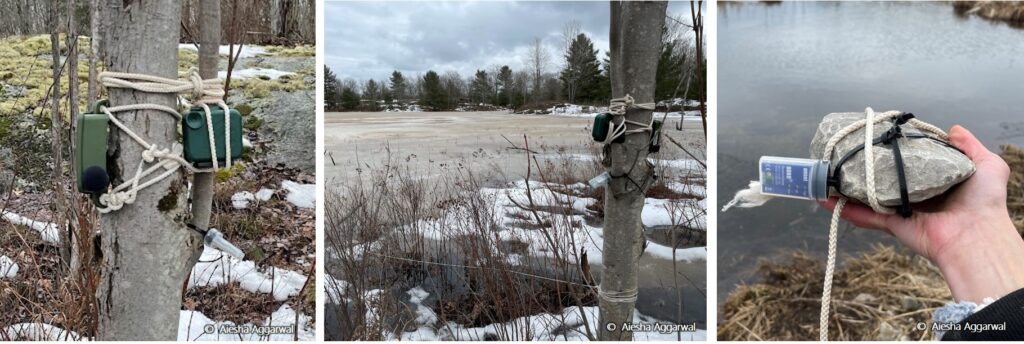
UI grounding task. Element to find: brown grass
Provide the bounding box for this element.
[184,285,282,325]
[1003,144,1024,233]
[953,1,1024,28]
[719,246,950,341]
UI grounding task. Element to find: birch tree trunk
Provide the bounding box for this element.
[95,0,201,340]
[598,1,666,341]
[191,0,219,240]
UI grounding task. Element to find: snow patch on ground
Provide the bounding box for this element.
[667,181,706,198]
[231,191,256,209]
[642,198,706,229]
[656,98,701,108]
[383,288,706,341]
[255,188,275,201]
[189,246,307,302]
[650,158,704,173]
[219,68,294,80]
[545,104,609,116]
[409,177,703,265]
[0,255,18,279]
[178,304,314,341]
[2,323,86,341]
[653,111,703,120]
[2,211,60,244]
[281,181,315,209]
[179,44,268,59]
[324,275,349,304]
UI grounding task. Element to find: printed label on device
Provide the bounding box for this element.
[759,156,829,201]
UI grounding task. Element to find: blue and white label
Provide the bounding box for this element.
[760,158,816,199]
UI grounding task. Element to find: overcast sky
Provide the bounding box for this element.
[325,1,691,82]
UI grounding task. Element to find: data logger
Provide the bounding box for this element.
[758,156,830,201]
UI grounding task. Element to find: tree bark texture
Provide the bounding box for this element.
[598,1,666,341]
[95,0,202,340]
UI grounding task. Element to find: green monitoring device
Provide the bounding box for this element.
[75,102,110,195]
[182,106,243,168]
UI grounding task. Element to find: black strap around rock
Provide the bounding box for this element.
[826,113,954,218]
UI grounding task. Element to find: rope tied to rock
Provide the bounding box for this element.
[95,68,233,213]
[817,107,949,341]
[600,94,657,144]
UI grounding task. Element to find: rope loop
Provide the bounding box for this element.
[597,286,639,304]
[601,94,657,144]
[94,69,234,213]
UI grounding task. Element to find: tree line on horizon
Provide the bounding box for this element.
[325,16,704,112]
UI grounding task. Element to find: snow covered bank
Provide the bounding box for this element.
[179,44,268,59]
[2,323,86,341]
[189,246,307,302]
[380,287,706,341]
[178,305,314,341]
[219,68,294,81]
[407,177,705,264]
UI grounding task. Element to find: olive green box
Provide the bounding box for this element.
[75,105,109,194]
[181,106,243,168]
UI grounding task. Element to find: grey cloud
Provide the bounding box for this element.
[325,1,692,82]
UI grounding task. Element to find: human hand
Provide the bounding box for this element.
[820,125,1024,304]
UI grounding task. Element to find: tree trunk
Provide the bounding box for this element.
[88,0,99,106]
[49,0,70,272]
[67,0,83,276]
[690,0,706,140]
[95,0,201,340]
[599,1,666,341]
[191,0,219,240]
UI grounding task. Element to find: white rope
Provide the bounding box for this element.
[819,197,845,341]
[95,69,233,213]
[600,94,656,144]
[597,285,639,303]
[817,107,949,340]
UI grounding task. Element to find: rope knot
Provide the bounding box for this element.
[188,68,205,100]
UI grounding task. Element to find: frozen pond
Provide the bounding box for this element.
[324,110,708,336]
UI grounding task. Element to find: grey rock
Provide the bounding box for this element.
[0,148,14,193]
[259,89,315,172]
[810,112,974,206]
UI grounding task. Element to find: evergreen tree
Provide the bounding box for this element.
[469,70,493,104]
[340,86,360,111]
[363,79,380,111]
[389,70,406,101]
[496,66,513,107]
[559,33,603,104]
[324,66,342,111]
[655,33,686,101]
[420,70,446,110]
